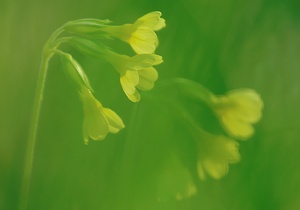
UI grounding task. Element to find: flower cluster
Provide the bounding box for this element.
[200,89,262,179]
[43,11,165,143]
[196,88,262,179]
[64,12,165,102]
[166,79,263,181]
[39,11,265,202]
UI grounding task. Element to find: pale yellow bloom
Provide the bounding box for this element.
[176,102,241,180]
[211,89,263,139]
[105,51,162,102]
[101,11,166,54]
[196,132,241,180]
[80,88,125,144]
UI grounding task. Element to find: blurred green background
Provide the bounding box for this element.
[1,0,300,209]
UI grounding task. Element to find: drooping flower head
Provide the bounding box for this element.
[104,50,162,102]
[195,131,241,180]
[174,80,263,140]
[102,11,166,54]
[210,89,263,139]
[175,103,241,180]
[80,88,125,144]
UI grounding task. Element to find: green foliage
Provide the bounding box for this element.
[1,1,300,210]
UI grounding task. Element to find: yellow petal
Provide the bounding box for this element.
[130,28,157,54]
[83,110,109,141]
[136,67,158,90]
[152,54,163,65]
[130,54,162,70]
[202,159,228,180]
[124,70,139,85]
[196,133,240,180]
[136,79,154,91]
[138,67,158,81]
[120,71,139,95]
[80,89,109,141]
[153,17,166,31]
[126,89,141,102]
[134,11,166,31]
[229,89,263,123]
[212,89,263,139]
[102,108,125,133]
[221,114,254,139]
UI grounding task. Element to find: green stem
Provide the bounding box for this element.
[43,26,64,52]
[171,102,208,137]
[156,78,215,105]
[19,53,53,210]
[19,26,64,210]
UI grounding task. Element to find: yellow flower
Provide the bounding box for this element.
[211,89,263,139]
[174,101,241,180]
[80,88,125,144]
[105,51,162,102]
[102,11,166,54]
[196,132,241,180]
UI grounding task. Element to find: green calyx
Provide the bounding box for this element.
[63,18,112,34]
[56,50,94,92]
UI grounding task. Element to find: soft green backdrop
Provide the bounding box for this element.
[1,0,300,209]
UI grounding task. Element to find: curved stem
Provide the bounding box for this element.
[19,26,63,210]
[156,78,214,105]
[19,53,53,210]
[51,37,71,50]
[43,26,64,53]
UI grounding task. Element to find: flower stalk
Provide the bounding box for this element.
[20,11,165,209]
[20,26,67,210]
[19,53,53,210]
